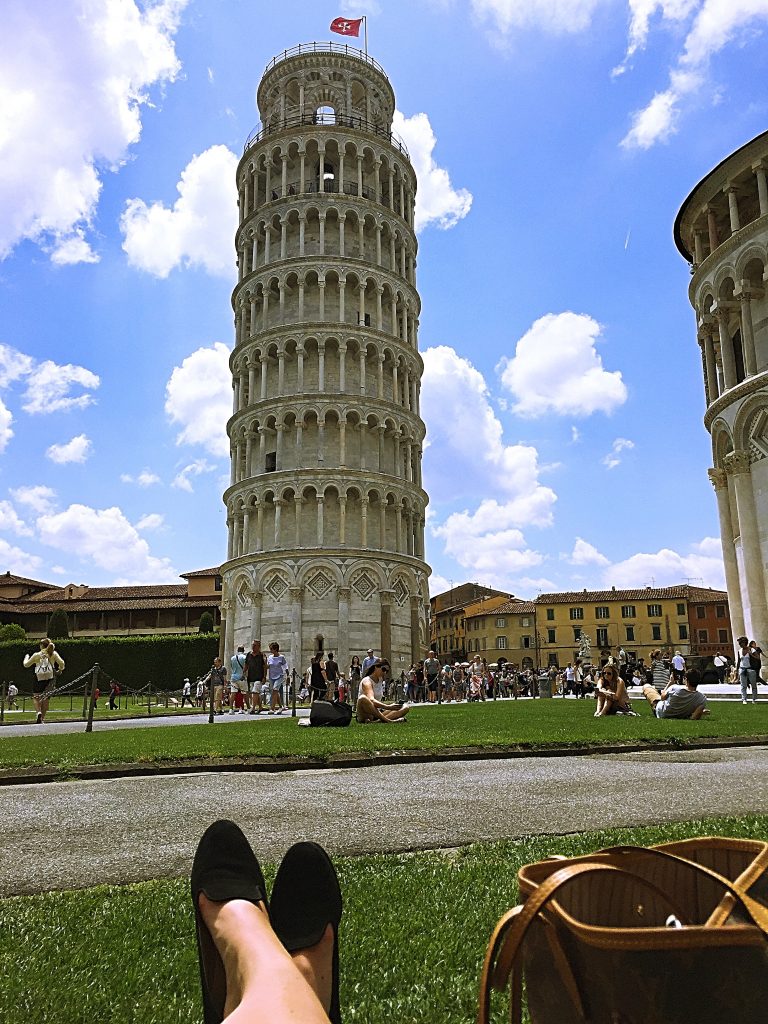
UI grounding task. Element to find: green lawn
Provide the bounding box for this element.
[0,698,766,773]
[2,814,767,1024]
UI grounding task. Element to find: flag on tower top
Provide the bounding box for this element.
[330,16,363,37]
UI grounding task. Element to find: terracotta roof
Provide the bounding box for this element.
[465,598,534,618]
[0,572,54,588]
[0,594,219,615]
[535,586,728,604]
[181,567,222,578]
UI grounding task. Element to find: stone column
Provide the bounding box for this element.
[226,516,234,560]
[280,219,287,259]
[297,344,305,392]
[275,424,284,470]
[359,350,366,394]
[277,347,286,395]
[725,185,740,234]
[318,341,326,391]
[724,452,768,643]
[380,589,392,665]
[339,280,346,323]
[338,586,351,674]
[339,496,347,545]
[256,502,264,552]
[339,420,346,466]
[289,587,303,676]
[693,230,704,266]
[377,355,384,399]
[250,591,262,645]
[706,206,718,253]
[317,496,324,546]
[410,594,420,665]
[225,600,236,661]
[360,496,368,546]
[754,162,768,216]
[338,343,347,392]
[294,496,302,547]
[714,307,737,390]
[274,499,284,548]
[242,509,250,554]
[281,154,288,197]
[260,355,269,400]
[248,361,257,405]
[339,215,345,257]
[737,287,758,377]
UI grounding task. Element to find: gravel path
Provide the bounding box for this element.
[2,745,767,897]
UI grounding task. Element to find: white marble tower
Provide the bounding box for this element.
[675,129,768,653]
[221,42,431,674]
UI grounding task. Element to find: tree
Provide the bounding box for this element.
[0,623,25,642]
[198,611,215,634]
[47,609,70,639]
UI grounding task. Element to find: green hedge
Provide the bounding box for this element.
[2,634,219,693]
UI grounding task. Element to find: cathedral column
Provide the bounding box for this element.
[410,594,420,665]
[289,587,303,675]
[260,355,269,401]
[376,286,383,331]
[339,496,347,545]
[359,349,367,395]
[376,225,382,266]
[245,432,253,479]
[250,591,262,645]
[319,214,326,256]
[248,360,257,405]
[226,516,234,560]
[278,347,286,395]
[251,232,258,270]
[256,502,264,552]
[296,344,305,391]
[338,587,351,678]
[281,154,288,197]
[280,219,287,259]
[706,206,718,253]
[299,215,306,256]
[380,589,392,665]
[317,496,324,546]
[262,289,270,330]
[317,418,325,464]
[338,343,347,392]
[275,424,284,470]
[392,362,399,405]
[242,509,250,554]
[754,161,768,216]
[379,499,386,547]
[299,150,306,193]
[395,505,402,552]
[377,355,385,399]
[339,215,346,257]
[714,307,737,390]
[725,185,740,234]
[361,496,368,546]
[339,420,346,466]
[737,286,759,377]
[233,515,242,558]
[294,496,302,547]
[708,468,745,639]
[377,425,386,470]
[319,279,326,322]
[338,280,346,322]
[224,599,236,660]
[295,420,304,465]
[318,341,326,390]
[274,499,284,547]
[724,451,768,643]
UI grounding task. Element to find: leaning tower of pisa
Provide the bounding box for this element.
[221,41,431,675]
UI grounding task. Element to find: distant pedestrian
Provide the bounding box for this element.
[108,680,121,710]
[245,640,267,714]
[22,638,64,724]
[230,646,247,714]
[6,682,18,709]
[267,642,288,714]
[361,649,376,677]
[347,655,362,703]
[181,677,194,708]
[195,678,205,707]
[308,652,327,705]
[713,650,729,683]
[324,651,339,700]
[671,651,686,683]
[737,636,759,704]
[204,657,227,715]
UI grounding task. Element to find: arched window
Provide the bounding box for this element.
[315,105,335,125]
[317,159,337,193]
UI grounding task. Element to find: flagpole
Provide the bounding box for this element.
[363,16,368,55]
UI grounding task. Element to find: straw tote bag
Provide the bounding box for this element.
[478,837,768,1024]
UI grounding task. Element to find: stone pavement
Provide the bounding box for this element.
[2,744,767,897]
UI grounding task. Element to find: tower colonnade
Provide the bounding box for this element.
[676,130,768,656]
[221,43,431,672]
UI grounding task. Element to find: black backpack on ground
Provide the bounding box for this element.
[309,699,353,727]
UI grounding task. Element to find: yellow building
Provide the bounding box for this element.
[535,586,711,667]
[429,584,507,660]
[463,597,537,665]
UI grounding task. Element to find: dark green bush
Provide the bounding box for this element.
[0,623,25,641]
[198,611,214,634]
[46,609,70,639]
[3,634,218,693]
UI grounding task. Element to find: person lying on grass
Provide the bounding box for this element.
[594,664,635,717]
[643,667,710,720]
[355,659,410,723]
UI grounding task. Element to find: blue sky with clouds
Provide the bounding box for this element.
[1,0,767,594]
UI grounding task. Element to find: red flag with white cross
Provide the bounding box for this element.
[330,16,363,36]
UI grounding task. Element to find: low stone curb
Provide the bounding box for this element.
[1,735,766,787]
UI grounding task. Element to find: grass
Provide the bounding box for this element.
[1,699,767,773]
[2,814,767,1024]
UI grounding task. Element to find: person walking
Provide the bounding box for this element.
[267,642,289,714]
[737,636,759,704]
[308,653,327,705]
[6,682,18,710]
[22,638,64,724]
[181,677,194,709]
[230,646,247,714]
[245,640,267,714]
[108,680,121,711]
[324,652,339,701]
[347,655,362,704]
[204,657,227,715]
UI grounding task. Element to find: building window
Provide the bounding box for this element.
[678,624,688,640]
[214,575,223,592]
[716,605,726,619]
[718,629,728,643]
[651,624,662,641]
[698,629,708,643]
[546,608,554,621]
[696,606,706,619]
[265,452,276,472]
[569,607,584,620]
[625,626,635,642]
[677,603,685,616]
[622,605,636,618]
[595,606,610,619]
[496,636,507,650]
[647,604,662,618]
[573,627,582,641]
[521,636,531,649]
[547,628,556,643]
[521,617,531,627]
[496,618,506,628]
[596,627,608,647]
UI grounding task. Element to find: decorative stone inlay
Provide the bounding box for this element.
[264,572,289,602]
[392,576,408,606]
[350,569,376,601]
[305,569,334,600]
[747,408,768,463]
[237,580,251,606]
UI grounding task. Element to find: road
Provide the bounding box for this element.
[2,744,767,897]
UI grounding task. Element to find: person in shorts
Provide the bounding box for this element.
[22,638,64,724]
[245,640,267,714]
[267,642,288,715]
[204,657,227,715]
[229,646,247,714]
[356,660,410,723]
[643,668,709,719]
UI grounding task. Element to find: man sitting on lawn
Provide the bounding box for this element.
[356,659,410,723]
[642,668,710,720]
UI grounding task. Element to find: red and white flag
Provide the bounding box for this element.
[330,16,363,37]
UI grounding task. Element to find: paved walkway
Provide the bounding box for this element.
[0,707,311,737]
[2,744,767,897]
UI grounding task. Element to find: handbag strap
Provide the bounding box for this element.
[595,845,768,932]
[478,862,684,1024]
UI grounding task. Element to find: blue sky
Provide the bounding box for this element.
[1,0,767,595]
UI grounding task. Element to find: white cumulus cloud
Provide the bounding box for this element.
[569,537,610,565]
[121,144,239,278]
[392,112,472,232]
[471,0,607,35]
[0,500,32,536]
[121,469,162,487]
[172,459,216,493]
[0,345,35,388]
[0,0,189,262]
[497,313,627,418]
[433,501,545,578]
[36,503,178,584]
[135,512,164,531]
[0,538,43,577]
[46,434,93,464]
[602,436,635,469]
[606,539,725,590]
[165,342,231,457]
[21,360,100,414]
[10,485,57,515]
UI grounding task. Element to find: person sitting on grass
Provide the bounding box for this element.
[642,667,710,720]
[594,664,633,716]
[355,659,410,723]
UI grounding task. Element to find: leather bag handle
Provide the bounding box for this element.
[478,862,684,1024]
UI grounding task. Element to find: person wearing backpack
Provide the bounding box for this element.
[22,638,65,724]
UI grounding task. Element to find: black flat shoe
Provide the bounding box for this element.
[270,841,343,1024]
[191,819,269,1024]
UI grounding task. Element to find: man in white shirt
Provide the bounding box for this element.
[713,651,728,683]
[671,651,686,683]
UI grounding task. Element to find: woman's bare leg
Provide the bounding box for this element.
[198,895,330,1024]
[378,706,409,722]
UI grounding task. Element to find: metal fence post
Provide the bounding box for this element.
[1,679,5,724]
[291,669,296,717]
[147,681,152,716]
[85,665,98,733]
[208,677,215,724]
